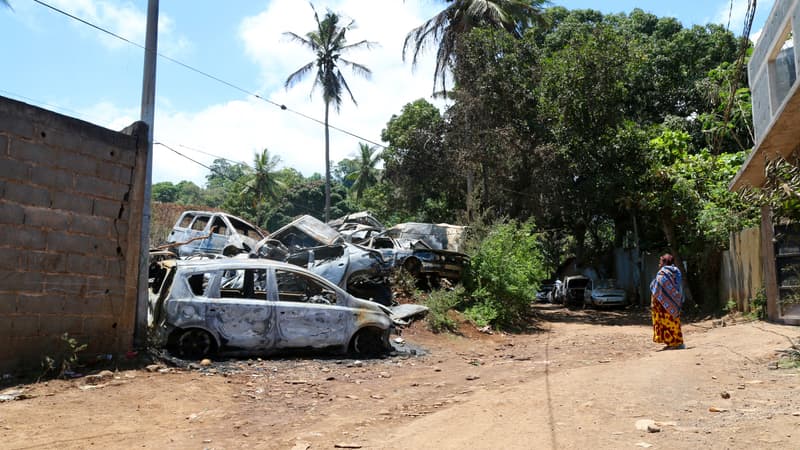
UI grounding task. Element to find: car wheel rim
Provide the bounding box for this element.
[178,329,212,359]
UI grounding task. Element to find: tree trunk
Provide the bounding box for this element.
[466,171,474,222]
[659,211,695,309]
[324,101,331,222]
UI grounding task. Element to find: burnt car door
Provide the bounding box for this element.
[203,268,276,351]
[270,268,351,349]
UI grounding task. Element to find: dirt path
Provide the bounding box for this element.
[1,305,798,449]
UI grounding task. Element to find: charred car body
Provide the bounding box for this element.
[558,275,591,308]
[166,211,265,257]
[253,215,393,305]
[329,213,469,283]
[356,233,468,282]
[148,258,394,358]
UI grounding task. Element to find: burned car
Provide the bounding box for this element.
[584,279,628,308]
[165,211,266,257]
[149,258,394,359]
[253,215,393,305]
[356,233,469,282]
[560,275,591,308]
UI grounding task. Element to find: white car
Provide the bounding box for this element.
[584,279,628,308]
[149,258,395,359]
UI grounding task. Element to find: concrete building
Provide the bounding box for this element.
[730,0,800,323]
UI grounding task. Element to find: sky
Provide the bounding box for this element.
[0,0,775,187]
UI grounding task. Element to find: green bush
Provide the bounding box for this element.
[423,285,465,333]
[464,219,547,327]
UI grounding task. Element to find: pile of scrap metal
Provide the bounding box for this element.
[329,212,470,284]
[252,215,393,305]
[146,211,436,359]
[151,212,393,306]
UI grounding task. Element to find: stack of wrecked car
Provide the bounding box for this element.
[329,212,470,284]
[253,215,394,305]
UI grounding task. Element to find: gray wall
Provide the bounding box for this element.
[0,96,147,372]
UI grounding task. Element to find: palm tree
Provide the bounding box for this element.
[404,0,546,93]
[346,142,382,200]
[284,4,376,222]
[240,149,285,226]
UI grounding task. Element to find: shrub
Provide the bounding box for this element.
[423,285,465,333]
[464,219,547,327]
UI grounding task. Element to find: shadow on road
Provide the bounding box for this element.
[532,303,652,327]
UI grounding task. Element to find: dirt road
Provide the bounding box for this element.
[1,305,798,449]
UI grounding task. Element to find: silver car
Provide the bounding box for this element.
[166,211,265,257]
[149,258,394,358]
[584,279,628,308]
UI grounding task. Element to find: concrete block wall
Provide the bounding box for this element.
[0,96,148,373]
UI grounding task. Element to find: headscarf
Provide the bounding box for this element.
[650,265,683,317]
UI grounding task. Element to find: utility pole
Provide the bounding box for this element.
[134,0,158,347]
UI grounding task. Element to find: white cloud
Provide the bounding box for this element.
[71,0,447,187]
[145,0,445,186]
[713,0,753,32]
[47,0,190,55]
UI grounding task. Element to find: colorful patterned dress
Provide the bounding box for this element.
[650,265,684,348]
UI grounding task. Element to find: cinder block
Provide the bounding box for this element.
[82,316,117,336]
[0,270,45,293]
[0,135,7,155]
[66,253,108,276]
[23,206,71,231]
[95,160,133,183]
[0,115,36,140]
[54,150,96,176]
[84,295,114,316]
[30,166,74,191]
[43,273,87,297]
[46,232,93,255]
[0,317,13,337]
[85,276,125,297]
[75,176,130,201]
[0,158,31,182]
[23,251,67,273]
[61,296,88,315]
[0,247,21,271]
[80,139,136,166]
[0,226,46,251]
[51,191,93,215]
[3,182,50,208]
[17,293,63,315]
[39,315,83,336]
[37,125,82,152]
[0,201,24,225]
[92,198,123,219]
[12,315,40,338]
[0,292,17,315]
[9,140,52,167]
[69,214,113,238]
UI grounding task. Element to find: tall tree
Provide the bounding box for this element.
[346,143,382,200]
[404,0,545,93]
[284,4,375,222]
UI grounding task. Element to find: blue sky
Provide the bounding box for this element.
[0,1,774,186]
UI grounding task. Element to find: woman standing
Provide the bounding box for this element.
[650,254,685,350]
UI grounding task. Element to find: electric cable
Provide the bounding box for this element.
[30,0,388,150]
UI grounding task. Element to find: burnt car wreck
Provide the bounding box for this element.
[329,212,470,285]
[253,215,393,305]
[149,258,395,358]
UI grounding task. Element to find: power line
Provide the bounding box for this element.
[31,0,388,150]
